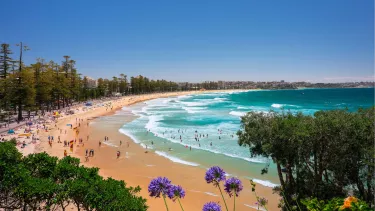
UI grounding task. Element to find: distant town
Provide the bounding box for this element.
[83,76,374,91]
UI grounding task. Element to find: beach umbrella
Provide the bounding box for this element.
[8,129,15,134]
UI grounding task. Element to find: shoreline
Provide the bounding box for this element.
[30,90,279,211]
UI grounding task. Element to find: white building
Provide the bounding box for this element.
[84,76,97,88]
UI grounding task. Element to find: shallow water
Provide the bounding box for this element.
[118,88,374,187]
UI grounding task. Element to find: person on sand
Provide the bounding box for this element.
[120,140,122,146]
[86,149,88,156]
[64,150,67,157]
[99,141,101,147]
[117,151,120,158]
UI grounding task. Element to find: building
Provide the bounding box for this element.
[84,76,97,88]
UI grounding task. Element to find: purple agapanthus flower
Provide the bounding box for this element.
[202,202,222,211]
[148,177,172,198]
[205,166,226,186]
[167,185,185,201]
[224,177,243,197]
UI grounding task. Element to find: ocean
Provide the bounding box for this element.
[118,88,374,188]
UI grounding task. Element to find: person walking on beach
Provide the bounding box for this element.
[99,141,102,147]
[120,140,122,146]
[86,149,88,156]
[117,151,120,158]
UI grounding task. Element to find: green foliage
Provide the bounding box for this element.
[302,197,372,211]
[0,42,189,118]
[0,142,148,210]
[237,107,375,209]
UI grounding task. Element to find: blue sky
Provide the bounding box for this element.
[1,0,374,82]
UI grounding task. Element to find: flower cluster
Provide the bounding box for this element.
[148,177,172,198]
[150,166,250,211]
[224,177,243,197]
[341,196,358,210]
[203,202,222,211]
[148,177,186,211]
[167,185,185,201]
[205,166,226,186]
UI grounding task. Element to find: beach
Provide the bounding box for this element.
[18,90,280,211]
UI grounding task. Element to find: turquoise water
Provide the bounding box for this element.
[119,88,374,187]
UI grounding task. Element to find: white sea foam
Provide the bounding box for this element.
[271,103,301,109]
[229,111,247,117]
[140,143,153,149]
[102,141,118,148]
[180,101,207,107]
[244,204,267,211]
[183,107,208,113]
[155,151,199,166]
[237,106,252,109]
[145,116,163,130]
[271,103,283,108]
[119,128,141,143]
[178,95,192,99]
[251,178,279,188]
[204,192,218,197]
[150,130,266,164]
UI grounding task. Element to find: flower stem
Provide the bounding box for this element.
[234,194,236,211]
[295,198,303,211]
[280,191,292,211]
[162,194,169,211]
[217,185,229,211]
[177,198,185,211]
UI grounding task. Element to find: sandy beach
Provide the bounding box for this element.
[19,91,279,211]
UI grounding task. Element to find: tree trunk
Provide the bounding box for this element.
[276,162,285,188]
[18,99,22,121]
